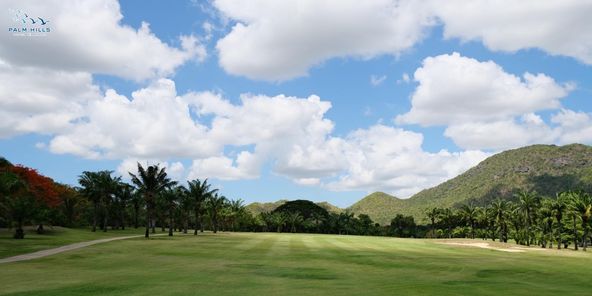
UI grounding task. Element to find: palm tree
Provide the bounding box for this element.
[491,199,509,243]
[426,207,441,238]
[130,190,143,229]
[129,163,176,238]
[286,212,304,233]
[539,199,555,248]
[187,179,217,235]
[207,193,227,233]
[177,186,193,234]
[516,191,540,246]
[271,212,287,233]
[228,199,245,232]
[78,171,120,232]
[551,193,568,249]
[161,188,180,236]
[570,190,592,251]
[459,203,478,239]
[115,182,133,230]
[439,208,455,238]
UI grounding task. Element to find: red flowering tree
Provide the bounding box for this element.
[7,165,61,237]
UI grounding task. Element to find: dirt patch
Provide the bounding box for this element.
[440,242,525,253]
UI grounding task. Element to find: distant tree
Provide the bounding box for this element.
[569,190,592,251]
[516,191,540,246]
[552,192,568,249]
[207,193,227,233]
[426,207,441,238]
[187,179,217,235]
[459,203,478,239]
[491,199,509,243]
[390,214,416,237]
[271,212,287,233]
[78,171,120,232]
[286,212,303,233]
[129,163,176,238]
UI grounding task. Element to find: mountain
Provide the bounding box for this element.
[348,144,592,225]
[246,200,343,216]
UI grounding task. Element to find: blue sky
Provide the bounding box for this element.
[1,1,591,207]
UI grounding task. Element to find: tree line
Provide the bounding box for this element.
[2,156,592,251]
[424,190,592,250]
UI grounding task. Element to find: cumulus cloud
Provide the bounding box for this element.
[551,109,592,144]
[0,0,205,81]
[212,0,592,81]
[325,125,490,197]
[431,0,592,64]
[214,0,434,80]
[49,79,214,159]
[395,53,572,150]
[396,52,569,126]
[0,60,101,138]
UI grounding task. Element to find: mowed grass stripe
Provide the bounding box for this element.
[2,232,592,295]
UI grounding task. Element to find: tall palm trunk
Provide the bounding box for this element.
[134,205,139,229]
[557,218,562,250]
[103,204,109,232]
[573,215,578,250]
[92,202,98,232]
[582,218,589,251]
[183,214,188,234]
[212,214,218,233]
[168,206,174,237]
[193,208,201,235]
[145,205,151,238]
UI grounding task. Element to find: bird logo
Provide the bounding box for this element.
[8,9,49,26]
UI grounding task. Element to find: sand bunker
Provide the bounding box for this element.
[440,242,525,253]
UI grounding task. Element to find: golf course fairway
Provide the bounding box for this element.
[1,232,591,295]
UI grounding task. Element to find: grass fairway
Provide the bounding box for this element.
[1,232,592,295]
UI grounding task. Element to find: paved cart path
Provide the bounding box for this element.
[0,233,167,264]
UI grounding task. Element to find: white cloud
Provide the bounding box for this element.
[212,1,592,81]
[370,75,387,86]
[396,52,569,126]
[431,0,592,64]
[0,0,205,81]
[0,61,101,138]
[552,109,592,144]
[49,79,215,159]
[325,125,490,197]
[394,53,573,150]
[397,73,410,84]
[214,0,434,80]
[443,115,558,150]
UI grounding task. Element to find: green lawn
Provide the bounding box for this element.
[1,231,592,295]
[0,227,145,258]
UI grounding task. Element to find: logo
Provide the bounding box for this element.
[8,9,51,37]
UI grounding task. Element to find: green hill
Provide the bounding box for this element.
[348,144,592,225]
[246,200,343,216]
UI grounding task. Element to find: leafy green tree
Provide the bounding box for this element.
[569,190,592,251]
[78,171,120,232]
[271,212,287,233]
[129,163,176,238]
[426,207,441,238]
[178,186,193,234]
[228,199,245,231]
[207,193,227,233]
[187,179,217,235]
[390,214,416,237]
[516,191,540,246]
[491,199,509,243]
[286,212,304,233]
[551,193,568,249]
[459,203,478,239]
